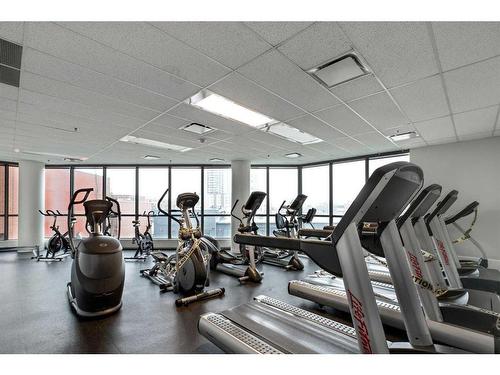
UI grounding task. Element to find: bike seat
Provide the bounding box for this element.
[176,192,199,209]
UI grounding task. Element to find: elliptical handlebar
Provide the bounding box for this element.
[106,196,122,240]
[230,199,243,225]
[67,188,93,257]
[157,189,182,224]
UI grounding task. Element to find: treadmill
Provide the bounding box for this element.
[426,190,500,295]
[288,184,499,353]
[198,162,467,354]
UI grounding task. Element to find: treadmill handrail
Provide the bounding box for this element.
[445,201,479,225]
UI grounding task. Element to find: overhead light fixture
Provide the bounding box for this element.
[389,131,419,142]
[209,158,225,162]
[285,152,302,159]
[265,123,323,145]
[120,135,192,152]
[64,157,86,162]
[16,149,87,160]
[308,52,369,88]
[187,91,273,128]
[143,155,160,160]
[182,122,215,135]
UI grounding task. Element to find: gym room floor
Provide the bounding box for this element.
[1,250,405,354]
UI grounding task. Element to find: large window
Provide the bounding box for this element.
[250,167,268,235]
[44,168,70,237]
[203,168,231,239]
[0,165,4,240]
[106,168,136,239]
[332,160,366,216]
[170,168,202,236]
[369,154,410,176]
[138,168,169,239]
[7,166,18,240]
[269,167,298,234]
[302,164,330,228]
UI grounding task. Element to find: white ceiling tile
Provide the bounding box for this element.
[23,22,200,100]
[433,22,500,71]
[381,124,414,137]
[278,22,352,70]
[244,22,312,46]
[348,92,408,131]
[494,129,500,136]
[444,56,500,113]
[453,106,497,137]
[458,132,494,142]
[0,22,24,44]
[414,116,456,141]
[237,50,340,112]
[331,137,370,153]
[243,130,301,150]
[0,96,17,112]
[305,141,351,158]
[340,22,438,87]
[426,136,457,146]
[141,121,229,142]
[210,73,305,122]
[330,74,384,102]
[0,83,19,100]
[315,104,375,136]
[354,132,397,150]
[0,109,17,121]
[148,113,189,129]
[151,22,270,69]
[58,22,230,87]
[287,115,346,141]
[390,75,449,122]
[22,48,177,112]
[167,103,254,136]
[21,72,160,122]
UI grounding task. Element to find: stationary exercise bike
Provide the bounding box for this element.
[141,190,224,303]
[262,194,308,270]
[32,209,74,262]
[125,210,154,261]
[66,188,125,318]
[209,191,266,283]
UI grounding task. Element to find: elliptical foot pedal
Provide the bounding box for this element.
[175,288,225,306]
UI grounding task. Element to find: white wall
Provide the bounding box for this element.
[411,137,500,267]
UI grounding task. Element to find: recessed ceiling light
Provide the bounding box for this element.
[209,158,225,162]
[187,90,273,128]
[16,149,87,160]
[285,152,302,158]
[389,131,419,142]
[182,122,214,135]
[63,157,86,162]
[143,155,160,160]
[120,135,192,152]
[266,123,323,145]
[308,52,369,88]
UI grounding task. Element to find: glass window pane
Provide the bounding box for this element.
[106,168,136,215]
[45,168,70,212]
[8,166,18,215]
[170,168,201,211]
[119,216,136,239]
[250,168,267,215]
[74,168,103,214]
[0,217,4,240]
[203,216,231,238]
[8,216,18,240]
[204,168,231,214]
[0,165,4,214]
[302,165,329,215]
[369,154,410,176]
[309,216,330,229]
[332,161,365,215]
[253,216,267,236]
[138,168,169,239]
[269,168,298,214]
[44,214,68,239]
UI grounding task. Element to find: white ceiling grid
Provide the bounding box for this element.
[0,21,498,165]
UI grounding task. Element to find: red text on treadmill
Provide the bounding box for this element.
[437,240,449,265]
[407,251,423,279]
[347,289,372,354]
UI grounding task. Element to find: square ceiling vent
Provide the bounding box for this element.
[0,38,22,88]
[181,122,215,135]
[308,52,369,88]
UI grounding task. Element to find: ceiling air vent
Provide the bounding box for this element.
[0,38,22,88]
[308,52,369,88]
[181,122,215,135]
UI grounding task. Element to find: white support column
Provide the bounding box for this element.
[18,160,45,252]
[231,160,250,252]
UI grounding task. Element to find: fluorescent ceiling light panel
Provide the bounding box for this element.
[121,135,192,152]
[266,123,323,145]
[209,158,225,162]
[309,53,368,88]
[389,131,419,142]
[188,91,273,128]
[143,155,160,160]
[17,149,87,160]
[285,152,302,158]
[182,122,214,135]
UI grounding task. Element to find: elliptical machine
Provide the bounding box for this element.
[209,191,266,283]
[262,194,308,270]
[32,209,74,262]
[125,210,154,261]
[66,188,125,318]
[141,190,224,302]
